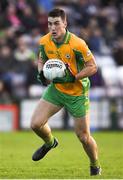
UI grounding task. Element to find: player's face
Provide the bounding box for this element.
[48,17,67,42]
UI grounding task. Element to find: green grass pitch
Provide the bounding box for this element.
[0,130,123,179]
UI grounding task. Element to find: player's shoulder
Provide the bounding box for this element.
[70,32,86,46]
[39,33,50,45]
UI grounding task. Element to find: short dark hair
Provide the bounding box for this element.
[48,8,66,21]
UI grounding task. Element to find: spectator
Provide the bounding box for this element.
[36,0,54,12]
[0,80,13,104]
[113,36,123,66]
[5,4,22,30]
[20,5,39,33]
[36,7,48,34]
[14,35,35,73]
[88,27,103,54]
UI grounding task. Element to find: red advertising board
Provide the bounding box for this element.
[0,104,19,131]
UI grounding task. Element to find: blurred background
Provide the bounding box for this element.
[0,0,123,132]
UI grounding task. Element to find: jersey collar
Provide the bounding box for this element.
[51,30,71,47]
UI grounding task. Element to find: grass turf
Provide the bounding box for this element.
[0,130,123,179]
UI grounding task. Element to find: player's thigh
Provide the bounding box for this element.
[74,113,90,138]
[65,95,90,118]
[31,98,62,127]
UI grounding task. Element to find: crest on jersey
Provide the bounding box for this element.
[65,54,71,59]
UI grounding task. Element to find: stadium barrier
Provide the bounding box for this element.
[20,98,123,131]
[0,97,123,131]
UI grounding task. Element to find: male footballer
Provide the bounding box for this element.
[31,8,101,176]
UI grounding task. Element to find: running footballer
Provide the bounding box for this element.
[31,8,101,176]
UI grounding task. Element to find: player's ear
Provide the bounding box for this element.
[64,20,67,28]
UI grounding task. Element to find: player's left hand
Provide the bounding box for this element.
[53,64,75,83]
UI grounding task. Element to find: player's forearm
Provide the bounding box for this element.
[38,58,44,73]
[75,64,97,80]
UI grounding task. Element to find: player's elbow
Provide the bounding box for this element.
[94,64,98,73]
[91,64,98,76]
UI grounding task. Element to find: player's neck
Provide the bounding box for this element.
[56,33,66,43]
[54,30,66,43]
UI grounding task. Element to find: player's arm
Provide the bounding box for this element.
[53,41,97,84]
[53,58,97,83]
[37,46,48,86]
[37,56,43,72]
[75,40,97,80]
[75,57,97,80]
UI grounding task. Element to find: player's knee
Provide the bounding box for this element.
[81,135,89,145]
[31,121,39,131]
[30,115,43,131]
[77,132,90,145]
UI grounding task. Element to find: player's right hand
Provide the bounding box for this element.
[37,71,47,86]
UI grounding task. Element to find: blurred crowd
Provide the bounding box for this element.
[0,0,123,104]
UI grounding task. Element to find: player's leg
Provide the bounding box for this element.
[31,98,61,140]
[64,92,101,175]
[31,83,63,161]
[74,114,101,175]
[31,99,62,161]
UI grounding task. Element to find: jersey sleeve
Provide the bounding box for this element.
[79,40,94,62]
[38,38,48,63]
